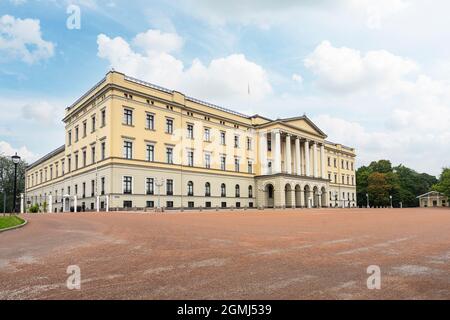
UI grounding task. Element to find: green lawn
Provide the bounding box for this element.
[0,216,25,230]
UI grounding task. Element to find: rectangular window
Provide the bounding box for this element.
[91,115,96,132]
[91,146,96,164]
[166,201,173,208]
[123,141,133,159]
[247,137,252,150]
[204,128,210,142]
[351,162,354,171]
[220,131,226,145]
[248,161,252,174]
[82,150,87,167]
[146,113,154,130]
[123,201,132,208]
[166,147,173,164]
[267,139,272,151]
[188,201,194,208]
[187,124,194,139]
[75,126,79,142]
[101,142,106,160]
[62,160,65,175]
[101,177,105,195]
[146,178,154,195]
[146,201,154,208]
[83,121,87,137]
[328,157,331,166]
[221,202,227,208]
[204,153,211,169]
[220,156,226,171]
[234,158,240,172]
[234,135,239,148]
[187,151,194,166]
[123,176,132,194]
[91,180,95,197]
[75,154,79,170]
[124,108,133,126]
[166,179,173,195]
[146,144,154,162]
[334,158,337,168]
[68,131,72,146]
[166,119,173,134]
[101,109,106,127]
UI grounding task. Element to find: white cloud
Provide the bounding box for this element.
[292,73,303,84]
[349,0,410,29]
[132,29,183,54]
[0,141,37,163]
[304,40,417,94]
[21,101,62,124]
[97,30,272,105]
[0,15,55,64]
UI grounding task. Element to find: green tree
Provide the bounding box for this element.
[356,160,438,207]
[0,154,28,213]
[367,172,390,206]
[433,168,450,198]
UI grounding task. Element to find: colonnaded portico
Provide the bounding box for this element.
[256,128,330,208]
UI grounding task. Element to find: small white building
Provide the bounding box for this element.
[417,191,448,208]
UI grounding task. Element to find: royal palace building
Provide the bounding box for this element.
[24,71,357,212]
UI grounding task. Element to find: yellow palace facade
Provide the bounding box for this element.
[25,71,356,212]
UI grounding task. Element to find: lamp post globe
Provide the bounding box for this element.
[11,153,21,214]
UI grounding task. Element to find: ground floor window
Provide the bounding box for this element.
[101,201,105,209]
[236,202,241,208]
[146,201,154,208]
[188,201,194,208]
[221,202,227,208]
[90,203,94,210]
[249,202,253,208]
[205,201,211,208]
[166,201,173,208]
[123,201,132,208]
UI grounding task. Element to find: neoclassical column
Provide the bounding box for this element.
[48,194,53,213]
[320,144,326,179]
[285,134,292,174]
[259,131,268,175]
[295,137,301,175]
[313,142,318,178]
[304,140,310,176]
[273,130,281,174]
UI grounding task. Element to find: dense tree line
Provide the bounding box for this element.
[432,168,450,199]
[0,154,27,213]
[356,160,438,207]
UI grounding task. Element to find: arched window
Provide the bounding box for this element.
[221,183,226,197]
[248,185,253,198]
[187,181,194,196]
[205,182,211,197]
[235,184,240,198]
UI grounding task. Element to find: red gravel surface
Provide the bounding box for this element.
[0,208,449,300]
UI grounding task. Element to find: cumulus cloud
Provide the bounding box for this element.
[0,15,55,64]
[349,0,410,29]
[0,141,37,163]
[21,101,62,124]
[97,30,272,104]
[306,42,450,175]
[304,40,418,94]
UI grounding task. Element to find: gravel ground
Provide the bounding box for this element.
[0,208,449,300]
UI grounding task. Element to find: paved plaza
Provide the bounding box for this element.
[0,208,449,299]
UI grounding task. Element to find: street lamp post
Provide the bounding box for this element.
[390,195,393,208]
[155,178,164,211]
[366,193,369,208]
[11,153,21,214]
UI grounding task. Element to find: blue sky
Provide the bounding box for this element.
[0,0,449,175]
